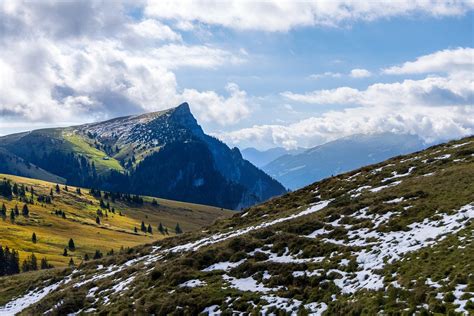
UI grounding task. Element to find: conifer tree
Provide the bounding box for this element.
[147,224,152,234]
[22,204,29,217]
[134,227,138,233]
[40,257,52,269]
[93,250,103,259]
[0,246,5,276]
[10,210,15,223]
[63,248,68,256]
[14,204,19,216]
[68,238,75,251]
[32,232,37,243]
[76,187,81,195]
[175,223,183,234]
[1,203,6,220]
[55,184,60,193]
[84,253,90,261]
[96,216,101,225]
[158,222,164,234]
[69,258,75,266]
[30,253,38,270]
[141,221,146,232]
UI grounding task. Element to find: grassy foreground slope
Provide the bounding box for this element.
[1,136,473,315]
[0,174,232,268]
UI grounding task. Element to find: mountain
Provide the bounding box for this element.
[241,147,305,168]
[0,103,286,210]
[263,133,427,190]
[0,173,232,268]
[1,136,472,315]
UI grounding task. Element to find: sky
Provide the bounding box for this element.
[0,0,473,150]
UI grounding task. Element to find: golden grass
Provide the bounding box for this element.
[0,173,233,267]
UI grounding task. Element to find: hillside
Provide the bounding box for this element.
[241,147,304,168]
[0,103,286,210]
[0,173,232,268]
[263,133,426,190]
[0,136,473,315]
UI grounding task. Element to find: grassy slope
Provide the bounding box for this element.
[0,174,232,268]
[62,132,124,173]
[1,136,473,315]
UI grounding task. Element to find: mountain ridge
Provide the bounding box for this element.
[263,132,427,190]
[0,103,286,209]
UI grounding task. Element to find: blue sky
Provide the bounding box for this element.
[0,1,473,149]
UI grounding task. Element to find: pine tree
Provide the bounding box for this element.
[22,204,29,217]
[96,216,101,225]
[68,238,75,251]
[147,224,152,234]
[55,184,60,193]
[63,248,68,256]
[158,222,164,234]
[175,223,183,234]
[84,253,90,261]
[141,221,146,232]
[50,188,54,197]
[69,258,75,266]
[10,210,15,223]
[76,187,81,195]
[93,250,103,259]
[30,253,38,270]
[40,257,52,269]
[1,203,6,220]
[0,246,5,276]
[64,185,69,192]
[32,232,37,243]
[14,204,19,216]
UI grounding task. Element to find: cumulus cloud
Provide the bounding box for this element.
[145,0,474,31]
[219,104,474,149]
[222,47,474,149]
[0,1,250,132]
[383,47,474,75]
[282,75,472,107]
[350,68,372,78]
[182,83,250,125]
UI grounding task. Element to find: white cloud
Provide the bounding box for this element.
[282,75,473,107]
[151,44,245,69]
[309,72,342,79]
[225,48,474,149]
[182,83,250,125]
[219,104,474,149]
[383,47,474,75]
[0,1,250,132]
[145,0,474,32]
[350,68,371,78]
[126,19,182,42]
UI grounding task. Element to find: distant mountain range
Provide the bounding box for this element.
[241,147,305,168]
[0,103,286,209]
[262,133,428,190]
